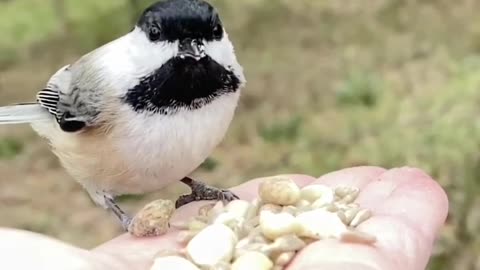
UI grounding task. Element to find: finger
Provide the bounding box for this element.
[92,174,316,269]
[313,166,387,189]
[290,167,448,270]
[0,228,104,270]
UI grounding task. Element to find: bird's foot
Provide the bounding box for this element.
[175,177,239,209]
[104,195,132,231]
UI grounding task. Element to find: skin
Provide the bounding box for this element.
[0,166,448,270]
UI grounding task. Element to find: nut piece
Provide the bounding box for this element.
[350,209,372,227]
[225,200,253,219]
[128,199,175,237]
[150,256,200,270]
[259,211,298,240]
[296,209,347,239]
[274,251,296,267]
[231,251,274,270]
[186,224,237,267]
[300,185,335,206]
[335,186,360,200]
[268,234,306,253]
[344,207,360,225]
[258,177,301,205]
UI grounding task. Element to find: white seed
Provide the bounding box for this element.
[296,209,347,239]
[245,198,262,220]
[150,256,200,270]
[282,205,298,216]
[344,207,360,225]
[154,249,185,258]
[214,212,242,227]
[186,224,237,267]
[295,199,311,208]
[231,251,274,270]
[207,201,226,221]
[210,262,232,270]
[335,186,359,199]
[234,243,270,259]
[300,185,335,205]
[322,203,339,212]
[177,230,197,244]
[259,211,298,240]
[260,204,283,214]
[188,219,208,232]
[350,209,372,227]
[337,211,348,225]
[340,193,358,204]
[128,199,175,237]
[312,196,335,208]
[225,200,253,219]
[269,234,306,252]
[347,203,360,209]
[258,177,301,205]
[274,251,296,266]
[339,230,377,244]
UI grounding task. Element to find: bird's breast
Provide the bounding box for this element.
[103,91,240,194]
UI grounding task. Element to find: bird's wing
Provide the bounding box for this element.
[36,65,71,119]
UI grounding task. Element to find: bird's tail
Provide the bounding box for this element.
[0,104,51,124]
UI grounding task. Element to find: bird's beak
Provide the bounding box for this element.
[178,38,206,61]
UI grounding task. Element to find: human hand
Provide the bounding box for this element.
[0,166,448,270]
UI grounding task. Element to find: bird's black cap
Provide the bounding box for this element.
[137,0,223,42]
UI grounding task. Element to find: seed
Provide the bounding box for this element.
[344,207,360,225]
[245,198,262,220]
[335,186,360,200]
[322,203,339,212]
[150,256,200,270]
[154,249,185,258]
[188,219,208,232]
[274,251,296,267]
[268,234,306,253]
[282,205,298,216]
[259,211,298,240]
[128,199,174,237]
[177,230,197,244]
[295,199,311,208]
[198,203,216,217]
[339,229,376,244]
[225,200,253,219]
[337,211,348,225]
[300,185,335,204]
[186,224,237,267]
[339,193,358,204]
[296,209,347,239]
[350,209,372,227]
[231,251,274,270]
[260,204,283,214]
[258,177,301,205]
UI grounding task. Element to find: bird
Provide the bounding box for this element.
[0,0,246,231]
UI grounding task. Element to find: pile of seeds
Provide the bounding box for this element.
[145,176,376,270]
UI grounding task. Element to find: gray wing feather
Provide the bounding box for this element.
[36,65,72,119]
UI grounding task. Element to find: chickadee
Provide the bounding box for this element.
[0,0,246,231]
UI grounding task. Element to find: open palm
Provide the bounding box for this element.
[0,166,448,270]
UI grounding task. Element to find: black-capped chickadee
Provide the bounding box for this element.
[0,0,246,231]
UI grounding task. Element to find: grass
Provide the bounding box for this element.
[1,0,480,269]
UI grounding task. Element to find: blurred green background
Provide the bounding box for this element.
[0,0,479,268]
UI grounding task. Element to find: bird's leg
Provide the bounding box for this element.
[175,177,239,208]
[104,195,132,231]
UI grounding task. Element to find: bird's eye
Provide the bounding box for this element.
[148,26,161,41]
[212,23,223,39]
